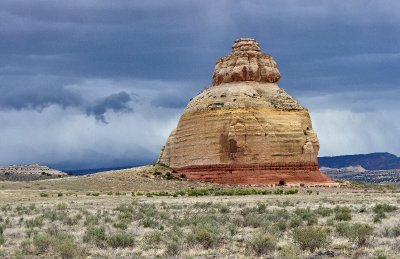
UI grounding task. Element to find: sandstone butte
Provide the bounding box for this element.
[158,38,337,186]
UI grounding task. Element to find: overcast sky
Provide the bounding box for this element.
[1,1,399,169]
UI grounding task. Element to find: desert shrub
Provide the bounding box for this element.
[284,189,299,195]
[335,222,351,237]
[227,223,239,236]
[306,214,318,226]
[276,200,294,208]
[33,233,53,253]
[15,205,34,215]
[243,214,265,228]
[359,205,367,213]
[54,234,77,259]
[349,224,374,246]
[293,226,330,252]
[289,215,303,228]
[187,223,222,248]
[84,215,100,226]
[63,215,80,226]
[218,204,230,214]
[294,208,318,225]
[106,232,135,248]
[374,250,387,259]
[140,218,160,229]
[165,237,183,256]
[114,204,135,214]
[193,201,212,209]
[42,210,59,222]
[336,223,373,246]
[187,189,211,197]
[240,206,255,217]
[1,204,12,212]
[276,220,288,231]
[153,171,162,176]
[325,217,335,226]
[373,211,386,223]
[57,193,63,197]
[315,206,333,217]
[0,225,4,245]
[164,227,184,256]
[19,239,32,253]
[342,223,374,247]
[113,220,128,230]
[25,216,43,229]
[246,232,277,255]
[39,192,48,197]
[83,226,107,247]
[140,230,163,250]
[392,224,400,237]
[373,203,397,214]
[135,204,159,220]
[56,203,68,210]
[334,206,352,221]
[33,231,78,258]
[46,224,60,237]
[267,209,290,222]
[279,244,302,259]
[373,204,397,223]
[257,203,267,213]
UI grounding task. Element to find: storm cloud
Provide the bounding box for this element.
[86,91,133,123]
[0,0,399,169]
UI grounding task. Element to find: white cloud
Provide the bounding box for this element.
[311,109,400,156]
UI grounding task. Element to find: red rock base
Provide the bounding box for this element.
[175,163,337,186]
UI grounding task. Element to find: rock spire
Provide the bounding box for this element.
[212,38,280,86]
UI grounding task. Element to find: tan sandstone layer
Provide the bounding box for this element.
[158,38,336,186]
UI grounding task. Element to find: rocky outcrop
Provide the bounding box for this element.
[212,38,280,85]
[158,38,336,186]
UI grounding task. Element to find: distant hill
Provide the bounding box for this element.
[318,152,400,170]
[64,166,136,175]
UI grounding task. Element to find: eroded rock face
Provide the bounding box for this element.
[158,38,335,186]
[212,38,280,85]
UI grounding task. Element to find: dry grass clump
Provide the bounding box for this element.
[293,226,330,252]
[334,206,352,221]
[246,232,277,255]
[336,223,374,246]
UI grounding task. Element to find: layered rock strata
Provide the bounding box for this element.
[158,38,335,186]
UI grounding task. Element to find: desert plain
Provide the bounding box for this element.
[0,165,400,259]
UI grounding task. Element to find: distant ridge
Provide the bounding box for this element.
[62,165,135,175]
[318,152,400,170]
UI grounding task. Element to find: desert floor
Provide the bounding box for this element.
[0,165,399,258]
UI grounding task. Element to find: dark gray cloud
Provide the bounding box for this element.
[86,91,133,123]
[0,0,399,167]
[0,84,82,111]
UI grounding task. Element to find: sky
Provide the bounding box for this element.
[0,0,399,169]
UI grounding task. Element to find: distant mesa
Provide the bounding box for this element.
[158,38,336,186]
[0,164,68,181]
[319,152,400,170]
